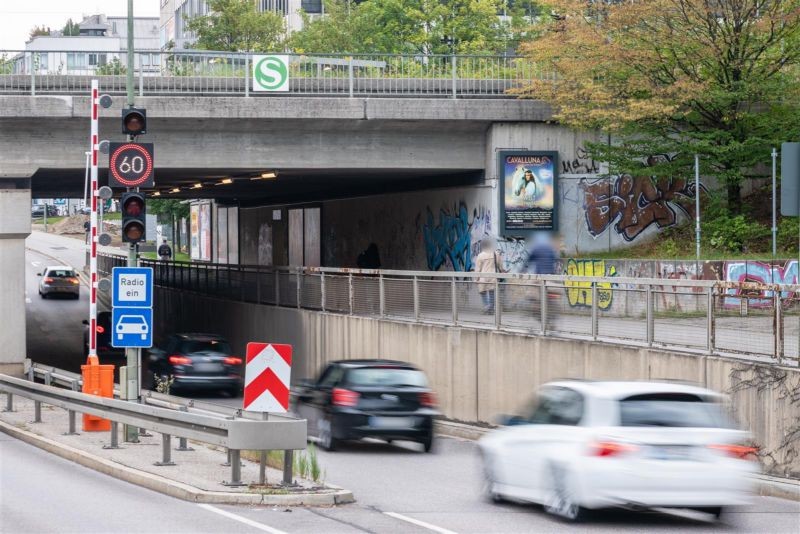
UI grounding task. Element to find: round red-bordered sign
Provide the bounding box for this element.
[109,143,154,188]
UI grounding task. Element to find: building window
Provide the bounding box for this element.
[67,53,87,69]
[88,54,107,67]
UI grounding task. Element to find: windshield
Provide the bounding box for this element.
[346,367,428,388]
[619,393,734,428]
[47,269,76,278]
[180,339,231,354]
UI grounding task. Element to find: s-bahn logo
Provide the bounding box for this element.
[252,55,289,92]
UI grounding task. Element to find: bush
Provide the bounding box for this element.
[702,194,770,253]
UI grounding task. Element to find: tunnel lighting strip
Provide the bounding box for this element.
[87,79,99,363]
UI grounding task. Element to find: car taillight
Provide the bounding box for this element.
[96,325,105,334]
[708,444,758,460]
[69,278,80,285]
[332,388,360,407]
[44,277,54,283]
[224,357,242,365]
[169,355,192,365]
[588,440,639,457]
[419,391,437,407]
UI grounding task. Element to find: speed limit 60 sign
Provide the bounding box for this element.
[109,142,154,188]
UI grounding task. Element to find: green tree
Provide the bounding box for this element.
[96,58,126,75]
[0,54,12,75]
[289,0,381,54]
[185,0,285,52]
[148,199,190,253]
[62,18,80,36]
[520,0,800,213]
[28,25,50,40]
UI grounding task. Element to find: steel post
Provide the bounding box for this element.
[379,274,386,317]
[494,278,501,328]
[348,57,354,98]
[283,450,293,485]
[296,270,302,308]
[225,449,245,486]
[259,451,267,485]
[451,54,457,99]
[245,56,250,97]
[66,410,78,435]
[155,433,176,466]
[451,277,458,325]
[104,421,121,449]
[34,400,41,422]
[413,276,420,321]
[707,287,715,353]
[646,285,654,347]
[320,272,326,312]
[138,61,144,96]
[29,52,35,96]
[540,281,548,335]
[775,293,783,361]
[349,273,355,315]
[3,393,12,412]
[591,282,598,340]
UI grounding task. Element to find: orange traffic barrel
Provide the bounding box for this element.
[81,363,115,432]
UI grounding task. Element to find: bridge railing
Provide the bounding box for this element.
[97,254,800,366]
[0,49,541,98]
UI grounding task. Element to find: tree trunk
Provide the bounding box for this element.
[727,182,742,215]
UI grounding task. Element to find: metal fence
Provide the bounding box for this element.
[0,49,539,98]
[98,255,800,365]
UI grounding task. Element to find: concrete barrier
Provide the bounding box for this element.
[155,287,800,479]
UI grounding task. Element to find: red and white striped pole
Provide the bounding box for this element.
[87,79,99,365]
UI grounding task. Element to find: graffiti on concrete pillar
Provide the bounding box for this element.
[423,203,474,272]
[564,259,617,310]
[562,146,601,175]
[581,175,699,242]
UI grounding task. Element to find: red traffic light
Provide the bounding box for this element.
[123,195,144,216]
[122,107,147,136]
[121,192,146,244]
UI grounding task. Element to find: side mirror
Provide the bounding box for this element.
[81,319,89,326]
[37,273,42,277]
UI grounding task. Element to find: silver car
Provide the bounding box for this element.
[38,266,80,299]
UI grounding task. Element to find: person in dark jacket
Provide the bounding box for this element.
[158,239,173,261]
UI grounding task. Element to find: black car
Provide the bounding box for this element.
[294,359,439,452]
[82,311,125,359]
[147,334,243,395]
[31,204,58,218]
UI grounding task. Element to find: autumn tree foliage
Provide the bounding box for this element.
[520,0,800,212]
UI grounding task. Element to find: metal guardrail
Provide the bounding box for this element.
[2,364,307,486]
[0,49,538,98]
[97,253,800,365]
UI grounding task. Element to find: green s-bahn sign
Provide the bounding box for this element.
[252,55,289,92]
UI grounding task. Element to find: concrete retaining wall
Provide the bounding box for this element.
[155,288,800,479]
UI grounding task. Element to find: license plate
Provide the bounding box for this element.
[369,416,416,428]
[194,363,222,372]
[647,445,693,461]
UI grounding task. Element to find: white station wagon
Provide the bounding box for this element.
[478,381,758,522]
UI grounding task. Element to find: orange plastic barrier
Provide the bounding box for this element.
[81,362,115,432]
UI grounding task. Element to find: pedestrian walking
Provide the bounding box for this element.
[475,239,505,314]
[158,239,173,261]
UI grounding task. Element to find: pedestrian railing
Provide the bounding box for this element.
[97,254,800,365]
[0,49,540,98]
[1,363,306,486]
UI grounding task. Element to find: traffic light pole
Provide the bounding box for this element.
[123,0,140,443]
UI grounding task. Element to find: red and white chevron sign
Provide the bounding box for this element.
[243,342,293,413]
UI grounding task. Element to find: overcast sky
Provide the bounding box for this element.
[0,1,160,51]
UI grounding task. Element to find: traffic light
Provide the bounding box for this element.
[120,192,146,244]
[122,107,146,136]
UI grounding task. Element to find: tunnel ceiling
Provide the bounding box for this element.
[31,167,484,206]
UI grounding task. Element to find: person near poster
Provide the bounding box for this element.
[475,239,506,314]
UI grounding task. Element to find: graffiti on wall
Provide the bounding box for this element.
[562,147,601,175]
[724,261,799,307]
[423,203,474,271]
[581,175,699,242]
[564,259,617,309]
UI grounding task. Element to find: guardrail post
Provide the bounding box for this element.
[224,450,245,486]
[646,284,654,347]
[283,450,293,485]
[348,57,354,98]
[66,409,78,435]
[27,367,34,382]
[451,54,457,99]
[297,269,302,308]
[540,281,548,335]
[34,400,41,422]
[413,276,420,321]
[591,282,598,340]
[103,421,121,449]
[494,277,501,328]
[259,450,267,485]
[245,56,250,97]
[175,407,194,451]
[3,393,13,412]
[451,276,458,325]
[348,273,354,315]
[707,287,715,354]
[155,433,176,466]
[379,273,386,318]
[320,272,326,312]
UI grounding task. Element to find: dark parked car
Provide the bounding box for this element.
[147,334,242,395]
[294,359,439,452]
[82,311,125,359]
[31,204,57,218]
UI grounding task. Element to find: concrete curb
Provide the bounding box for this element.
[434,419,800,502]
[0,419,354,506]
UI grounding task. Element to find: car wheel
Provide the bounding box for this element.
[692,506,724,520]
[421,432,434,453]
[40,292,47,299]
[543,463,585,522]
[318,417,338,451]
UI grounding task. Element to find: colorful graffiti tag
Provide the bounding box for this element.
[564,259,617,309]
[423,203,474,271]
[724,261,799,307]
[581,175,698,242]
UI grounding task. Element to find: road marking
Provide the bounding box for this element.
[197,504,288,534]
[25,298,31,304]
[31,261,41,267]
[384,512,458,534]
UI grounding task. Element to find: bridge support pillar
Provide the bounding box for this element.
[0,177,31,377]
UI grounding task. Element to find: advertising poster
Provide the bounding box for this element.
[499,151,558,234]
[199,202,212,262]
[190,204,200,260]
